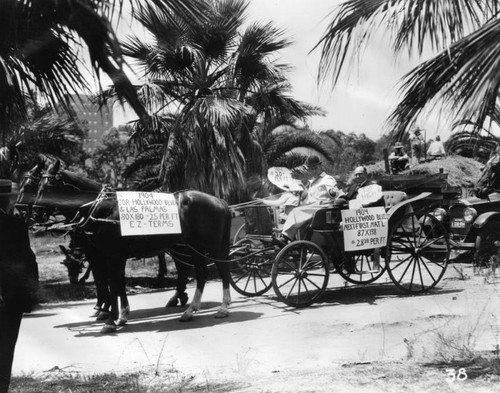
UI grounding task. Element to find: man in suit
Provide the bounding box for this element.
[0,179,39,392]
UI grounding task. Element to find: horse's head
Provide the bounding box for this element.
[59,245,85,284]
[15,161,44,220]
[34,160,102,220]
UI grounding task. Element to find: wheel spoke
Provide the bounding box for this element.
[395,256,414,284]
[285,278,299,299]
[408,256,417,291]
[420,256,439,282]
[389,253,413,270]
[304,276,323,291]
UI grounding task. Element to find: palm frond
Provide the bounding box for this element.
[388,17,500,139]
[315,0,484,90]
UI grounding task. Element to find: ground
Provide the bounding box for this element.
[8,233,500,392]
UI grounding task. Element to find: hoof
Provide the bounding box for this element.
[96,311,110,321]
[117,318,127,327]
[100,323,117,334]
[179,313,193,322]
[179,293,189,306]
[214,309,229,319]
[165,297,179,307]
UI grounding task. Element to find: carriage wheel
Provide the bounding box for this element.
[337,251,386,285]
[229,239,273,296]
[272,240,329,307]
[385,212,449,293]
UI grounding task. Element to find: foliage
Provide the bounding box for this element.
[318,129,377,183]
[118,0,322,200]
[86,126,132,187]
[314,0,500,140]
[13,105,87,168]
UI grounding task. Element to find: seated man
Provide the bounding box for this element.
[334,166,384,209]
[389,142,410,174]
[278,156,342,242]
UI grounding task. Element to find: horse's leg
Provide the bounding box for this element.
[100,257,125,334]
[214,261,231,319]
[117,259,130,327]
[179,254,206,322]
[156,253,167,286]
[165,256,189,307]
[79,264,92,283]
[85,254,111,319]
[214,209,232,318]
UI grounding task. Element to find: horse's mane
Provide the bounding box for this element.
[60,170,102,191]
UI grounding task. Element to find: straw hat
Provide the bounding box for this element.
[394,142,404,149]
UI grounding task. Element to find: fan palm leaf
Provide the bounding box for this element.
[315,0,500,141]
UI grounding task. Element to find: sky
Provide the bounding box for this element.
[112,0,446,142]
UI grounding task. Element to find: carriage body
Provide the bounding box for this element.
[231,191,451,307]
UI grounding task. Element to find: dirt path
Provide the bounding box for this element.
[12,264,500,391]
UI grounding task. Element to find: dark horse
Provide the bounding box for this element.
[17,157,168,286]
[35,161,232,333]
[475,151,500,198]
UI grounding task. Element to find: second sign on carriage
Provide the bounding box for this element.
[341,207,389,251]
[116,191,182,236]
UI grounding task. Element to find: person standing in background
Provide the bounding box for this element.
[427,135,446,160]
[410,129,425,164]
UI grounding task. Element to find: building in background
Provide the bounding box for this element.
[64,94,113,153]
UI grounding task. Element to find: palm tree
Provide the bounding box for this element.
[314,0,500,141]
[121,0,323,199]
[0,0,206,145]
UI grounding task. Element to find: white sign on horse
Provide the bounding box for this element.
[267,167,303,191]
[341,207,388,251]
[116,192,181,236]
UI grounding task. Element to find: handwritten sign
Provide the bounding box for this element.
[357,184,383,205]
[341,207,388,251]
[116,192,181,236]
[267,167,303,191]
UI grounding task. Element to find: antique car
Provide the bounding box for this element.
[431,192,500,267]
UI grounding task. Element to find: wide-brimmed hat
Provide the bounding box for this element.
[305,155,322,168]
[394,142,404,149]
[0,179,16,196]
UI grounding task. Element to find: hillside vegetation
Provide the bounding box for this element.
[363,155,484,188]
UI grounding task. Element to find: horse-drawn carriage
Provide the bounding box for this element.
[229,189,450,307]
[14,159,452,332]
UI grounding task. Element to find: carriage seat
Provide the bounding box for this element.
[382,191,407,211]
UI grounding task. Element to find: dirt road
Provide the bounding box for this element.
[12,264,500,391]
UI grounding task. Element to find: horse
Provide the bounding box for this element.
[19,160,169,323]
[475,151,500,198]
[35,160,232,333]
